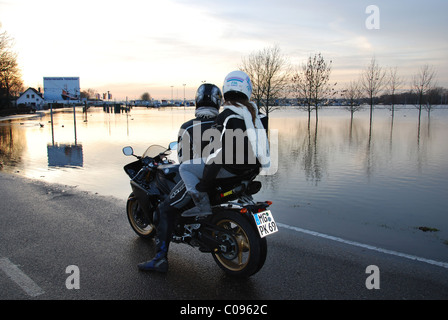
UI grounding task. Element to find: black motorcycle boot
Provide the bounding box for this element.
[181,190,212,217]
[137,240,168,273]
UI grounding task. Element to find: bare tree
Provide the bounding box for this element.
[291,59,314,121]
[360,57,386,125]
[141,92,152,101]
[386,66,402,118]
[341,80,363,121]
[240,45,290,117]
[291,52,335,122]
[412,64,436,121]
[0,28,23,108]
[80,88,98,100]
[240,49,265,109]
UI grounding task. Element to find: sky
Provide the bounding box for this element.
[1,0,447,100]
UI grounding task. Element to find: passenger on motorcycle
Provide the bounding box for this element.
[179,70,270,217]
[137,83,223,272]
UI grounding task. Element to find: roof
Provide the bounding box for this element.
[18,87,44,99]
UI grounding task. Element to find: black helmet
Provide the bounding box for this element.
[195,83,222,109]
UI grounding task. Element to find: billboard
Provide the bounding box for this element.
[43,77,80,101]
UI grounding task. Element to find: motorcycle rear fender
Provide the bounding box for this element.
[214,201,271,226]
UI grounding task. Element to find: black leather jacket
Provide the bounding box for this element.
[177,109,217,163]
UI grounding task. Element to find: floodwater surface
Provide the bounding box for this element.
[1,106,447,263]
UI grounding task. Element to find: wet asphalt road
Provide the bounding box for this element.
[1,172,448,306]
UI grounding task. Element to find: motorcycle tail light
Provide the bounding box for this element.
[265,201,273,206]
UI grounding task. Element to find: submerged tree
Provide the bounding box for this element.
[240,45,290,117]
[386,66,403,119]
[360,57,386,125]
[341,80,363,121]
[291,52,335,123]
[412,64,436,121]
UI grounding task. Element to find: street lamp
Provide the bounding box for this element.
[183,84,186,104]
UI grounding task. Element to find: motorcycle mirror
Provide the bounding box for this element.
[122,146,134,156]
[169,141,178,151]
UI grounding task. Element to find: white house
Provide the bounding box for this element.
[16,87,45,110]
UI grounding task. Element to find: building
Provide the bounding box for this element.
[16,87,45,110]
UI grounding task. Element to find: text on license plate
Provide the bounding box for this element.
[253,210,278,238]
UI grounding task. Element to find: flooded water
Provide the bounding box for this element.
[1,106,448,263]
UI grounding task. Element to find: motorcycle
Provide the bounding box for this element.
[122,142,278,277]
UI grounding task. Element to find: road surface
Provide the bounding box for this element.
[1,172,447,307]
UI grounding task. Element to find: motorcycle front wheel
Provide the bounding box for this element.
[126,193,156,239]
[211,210,267,278]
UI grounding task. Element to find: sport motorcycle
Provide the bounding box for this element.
[122,142,278,277]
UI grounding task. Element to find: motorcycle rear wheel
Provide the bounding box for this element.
[211,210,267,278]
[126,193,156,239]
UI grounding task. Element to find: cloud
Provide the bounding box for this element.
[2,0,448,98]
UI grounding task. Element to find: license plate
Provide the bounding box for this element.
[253,210,278,238]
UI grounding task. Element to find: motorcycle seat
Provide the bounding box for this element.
[214,170,258,191]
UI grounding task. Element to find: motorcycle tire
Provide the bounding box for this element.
[126,193,156,239]
[211,210,267,278]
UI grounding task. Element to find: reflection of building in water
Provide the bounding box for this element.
[47,144,83,167]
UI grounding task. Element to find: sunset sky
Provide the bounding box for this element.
[1,0,447,100]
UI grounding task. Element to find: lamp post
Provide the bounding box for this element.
[183,84,186,109]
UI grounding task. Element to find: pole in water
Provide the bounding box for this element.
[50,103,54,145]
[73,103,77,145]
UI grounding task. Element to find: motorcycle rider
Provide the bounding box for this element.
[137,83,223,272]
[177,84,221,163]
[179,70,270,217]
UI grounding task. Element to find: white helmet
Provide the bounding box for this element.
[222,70,252,100]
